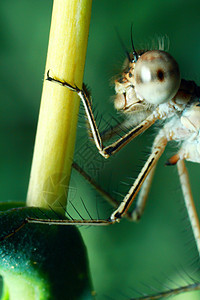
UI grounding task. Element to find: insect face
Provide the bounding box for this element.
[114,54,152,114]
[114,50,181,114]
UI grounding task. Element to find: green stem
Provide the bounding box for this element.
[26,0,92,212]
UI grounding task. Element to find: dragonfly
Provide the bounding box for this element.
[14,37,200,298]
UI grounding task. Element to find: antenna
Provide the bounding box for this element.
[115,27,132,62]
[131,23,138,62]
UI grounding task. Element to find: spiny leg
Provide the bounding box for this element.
[131,159,200,299]
[131,282,200,300]
[0,220,28,242]
[27,157,132,226]
[73,160,156,222]
[72,162,133,220]
[101,120,129,142]
[101,118,138,143]
[26,217,113,226]
[110,135,167,221]
[177,159,200,255]
[46,71,158,158]
[27,135,167,225]
[131,165,156,221]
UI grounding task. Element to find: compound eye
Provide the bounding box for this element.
[134,50,181,105]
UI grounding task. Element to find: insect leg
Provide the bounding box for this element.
[73,160,156,222]
[46,71,157,158]
[101,118,137,142]
[27,217,114,226]
[131,165,156,221]
[110,135,168,221]
[131,282,200,300]
[177,159,200,255]
[27,161,132,226]
[102,115,156,158]
[72,162,133,220]
[27,145,162,227]
[0,220,27,242]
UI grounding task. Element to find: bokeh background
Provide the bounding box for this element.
[1,0,200,299]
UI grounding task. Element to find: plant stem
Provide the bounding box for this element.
[27,0,92,212]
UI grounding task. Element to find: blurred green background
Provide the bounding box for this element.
[1,0,200,299]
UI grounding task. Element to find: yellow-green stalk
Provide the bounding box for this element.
[27,0,92,211]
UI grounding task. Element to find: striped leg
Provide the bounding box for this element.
[177,159,200,255]
[110,135,167,221]
[72,161,156,222]
[131,160,200,299]
[72,162,133,220]
[131,165,156,221]
[46,71,158,158]
[130,282,200,300]
[27,134,167,226]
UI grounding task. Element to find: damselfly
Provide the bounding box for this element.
[20,36,200,299]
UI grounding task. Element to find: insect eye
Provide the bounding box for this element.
[134,50,181,105]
